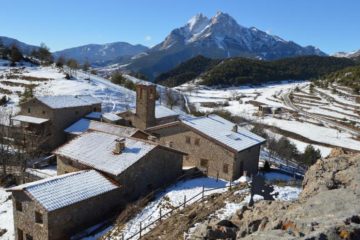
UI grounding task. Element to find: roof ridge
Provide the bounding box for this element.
[7,170,88,191]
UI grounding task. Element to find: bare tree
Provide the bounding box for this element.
[165,88,179,109]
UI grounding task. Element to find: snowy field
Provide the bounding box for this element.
[0,188,14,240]
[177,81,360,154]
[0,63,135,115]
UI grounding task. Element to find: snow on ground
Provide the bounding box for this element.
[185,185,301,239]
[0,65,136,114]
[94,177,230,240]
[0,187,14,240]
[179,81,360,152]
[214,185,300,220]
[261,117,360,151]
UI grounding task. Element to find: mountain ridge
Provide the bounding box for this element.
[53,42,148,66]
[125,12,326,80]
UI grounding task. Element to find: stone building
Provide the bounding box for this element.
[54,131,184,200]
[118,83,266,181]
[118,83,179,130]
[7,170,122,240]
[147,115,265,181]
[11,95,101,151]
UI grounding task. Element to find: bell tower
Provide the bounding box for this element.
[135,83,156,129]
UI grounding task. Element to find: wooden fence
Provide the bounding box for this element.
[120,181,237,240]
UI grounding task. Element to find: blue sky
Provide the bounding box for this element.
[0,0,359,54]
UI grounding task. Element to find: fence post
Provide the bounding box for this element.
[159,207,162,222]
[122,233,124,240]
[139,222,142,239]
[202,185,205,199]
[183,195,186,208]
[216,171,219,182]
[229,180,232,190]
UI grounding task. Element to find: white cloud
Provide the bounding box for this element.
[144,35,152,41]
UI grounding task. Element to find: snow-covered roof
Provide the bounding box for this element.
[64,119,140,137]
[102,112,122,122]
[11,115,49,124]
[130,105,178,119]
[181,114,265,152]
[155,105,179,119]
[85,112,102,120]
[36,95,101,109]
[64,118,91,135]
[8,170,118,211]
[54,131,156,176]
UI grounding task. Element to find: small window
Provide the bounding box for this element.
[25,234,33,240]
[195,138,200,146]
[15,200,22,212]
[27,108,31,113]
[35,211,43,224]
[223,164,229,174]
[17,229,23,240]
[185,136,191,144]
[93,107,97,111]
[75,111,79,115]
[200,159,208,168]
[42,110,46,115]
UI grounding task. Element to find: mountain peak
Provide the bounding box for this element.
[186,13,210,34]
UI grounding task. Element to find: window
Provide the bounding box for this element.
[27,108,31,113]
[194,138,200,146]
[223,164,229,174]
[15,200,22,212]
[25,234,33,240]
[93,107,97,111]
[200,159,208,168]
[35,211,43,224]
[42,110,46,115]
[75,110,79,115]
[138,88,143,99]
[185,136,191,144]
[17,229,23,240]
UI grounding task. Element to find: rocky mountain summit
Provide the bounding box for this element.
[125,12,326,80]
[230,150,360,239]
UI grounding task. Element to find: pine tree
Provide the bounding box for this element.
[10,44,23,64]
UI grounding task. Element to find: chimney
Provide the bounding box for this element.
[232,125,238,133]
[113,138,126,154]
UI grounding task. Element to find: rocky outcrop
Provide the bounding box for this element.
[231,153,360,239]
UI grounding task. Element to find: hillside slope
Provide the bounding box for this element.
[157,56,356,87]
[53,42,148,65]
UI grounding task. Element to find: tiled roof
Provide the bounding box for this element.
[181,114,266,152]
[64,119,139,137]
[54,131,156,176]
[85,112,102,120]
[11,115,49,124]
[102,112,122,122]
[8,170,118,211]
[155,105,179,119]
[64,118,91,135]
[37,95,101,109]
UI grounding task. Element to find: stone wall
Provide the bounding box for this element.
[115,147,183,201]
[56,156,90,175]
[19,99,101,150]
[11,187,123,240]
[149,124,237,181]
[149,124,261,181]
[47,189,123,240]
[12,191,50,240]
